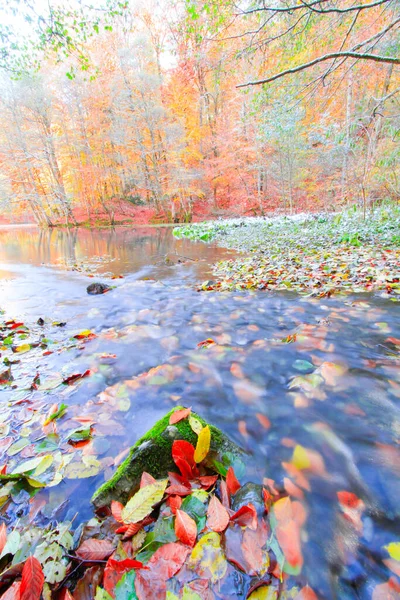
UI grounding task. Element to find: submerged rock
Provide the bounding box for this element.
[87,282,111,295]
[91,407,245,509]
[231,482,265,516]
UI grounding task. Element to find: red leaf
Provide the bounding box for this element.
[146,542,189,580]
[242,520,269,575]
[276,521,303,569]
[230,504,258,530]
[140,472,156,488]
[206,495,230,533]
[175,510,197,547]
[219,479,230,509]
[20,557,44,600]
[294,586,319,600]
[75,539,115,561]
[122,517,153,540]
[111,500,124,523]
[337,491,361,509]
[196,339,215,348]
[0,523,7,554]
[135,543,189,599]
[59,589,74,600]
[172,440,196,468]
[169,408,191,425]
[198,475,218,489]
[226,467,241,495]
[115,525,129,534]
[262,488,272,512]
[172,440,199,479]
[63,370,91,385]
[1,582,21,600]
[167,495,182,515]
[166,472,192,496]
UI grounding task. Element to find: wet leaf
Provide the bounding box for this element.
[226,467,241,495]
[385,542,400,561]
[169,408,191,425]
[188,532,227,583]
[188,416,203,435]
[230,504,258,530]
[194,426,210,463]
[13,343,31,354]
[20,556,44,600]
[206,495,229,533]
[175,509,197,547]
[0,530,20,558]
[76,539,115,561]
[0,523,7,554]
[122,480,168,524]
[114,570,138,600]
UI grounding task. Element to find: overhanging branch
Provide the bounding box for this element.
[237,52,400,87]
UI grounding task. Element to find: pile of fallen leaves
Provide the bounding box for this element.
[0,409,316,600]
[174,207,400,297]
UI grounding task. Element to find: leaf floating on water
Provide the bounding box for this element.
[43,403,67,426]
[194,426,210,463]
[75,539,115,561]
[196,339,215,349]
[122,479,168,524]
[66,427,92,444]
[20,556,44,600]
[291,445,311,471]
[247,585,278,599]
[62,370,91,385]
[385,542,400,561]
[64,456,101,479]
[169,407,191,425]
[189,532,227,583]
[73,330,97,340]
[12,343,31,354]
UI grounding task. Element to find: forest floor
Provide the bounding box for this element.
[174,204,400,298]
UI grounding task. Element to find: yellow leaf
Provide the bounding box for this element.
[189,415,203,435]
[247,587,278,600]
[188,532,227,583]
[14,343,31,354]
[194,425,210,463]
[292,445,311,470]
[385,542,400,561]
[122,479,168,524]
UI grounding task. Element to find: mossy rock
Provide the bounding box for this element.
[91,407,245,509]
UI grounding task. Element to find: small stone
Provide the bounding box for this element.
[87,283,111,295]
[231,482,265,516]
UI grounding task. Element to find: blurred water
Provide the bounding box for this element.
[0,227,399,600]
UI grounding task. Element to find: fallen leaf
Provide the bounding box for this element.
[169,408,191,425]
[20,557,44,600]
[76,539,115,561]
[122,480,168,524]
[206,495,229,533]
[175,509,197,547]
[194,426,210,463]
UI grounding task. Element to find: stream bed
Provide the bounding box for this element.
[0,226,399,600]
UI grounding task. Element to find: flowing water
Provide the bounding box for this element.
[0,226,399,599]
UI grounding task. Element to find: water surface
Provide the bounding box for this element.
[0,226,399,600]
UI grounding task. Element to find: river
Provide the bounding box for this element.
[0,226,399,600]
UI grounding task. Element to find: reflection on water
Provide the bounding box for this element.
[0,226,236,280]
[0,227,399,600]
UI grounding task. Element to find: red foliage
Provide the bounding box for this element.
[20,557,44,600]
[175,510,197,547]
[226,467,241,496]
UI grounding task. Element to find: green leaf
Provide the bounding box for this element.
[115,570,138,600]
[0,530,21,558]
[122,479,168,524]
[66,427,92,443]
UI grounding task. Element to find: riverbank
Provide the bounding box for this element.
[174,205,400,297]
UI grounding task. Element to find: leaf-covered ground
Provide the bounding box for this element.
[174,205,400,297]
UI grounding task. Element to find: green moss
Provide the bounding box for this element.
[91,406,241,509]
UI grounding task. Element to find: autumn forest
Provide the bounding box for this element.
[0,0,398,225]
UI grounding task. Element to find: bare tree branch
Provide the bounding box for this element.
[237,52,400,87]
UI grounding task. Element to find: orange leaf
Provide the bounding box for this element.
[226,467,241,495]
[175,509,197,547]
[111,500,124,523]
[206,495,230,533]
[169,408,191,425]
[75,539,115,561]
[20,557,44,600]
[167,495,182,515]
[140,472,156,488]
